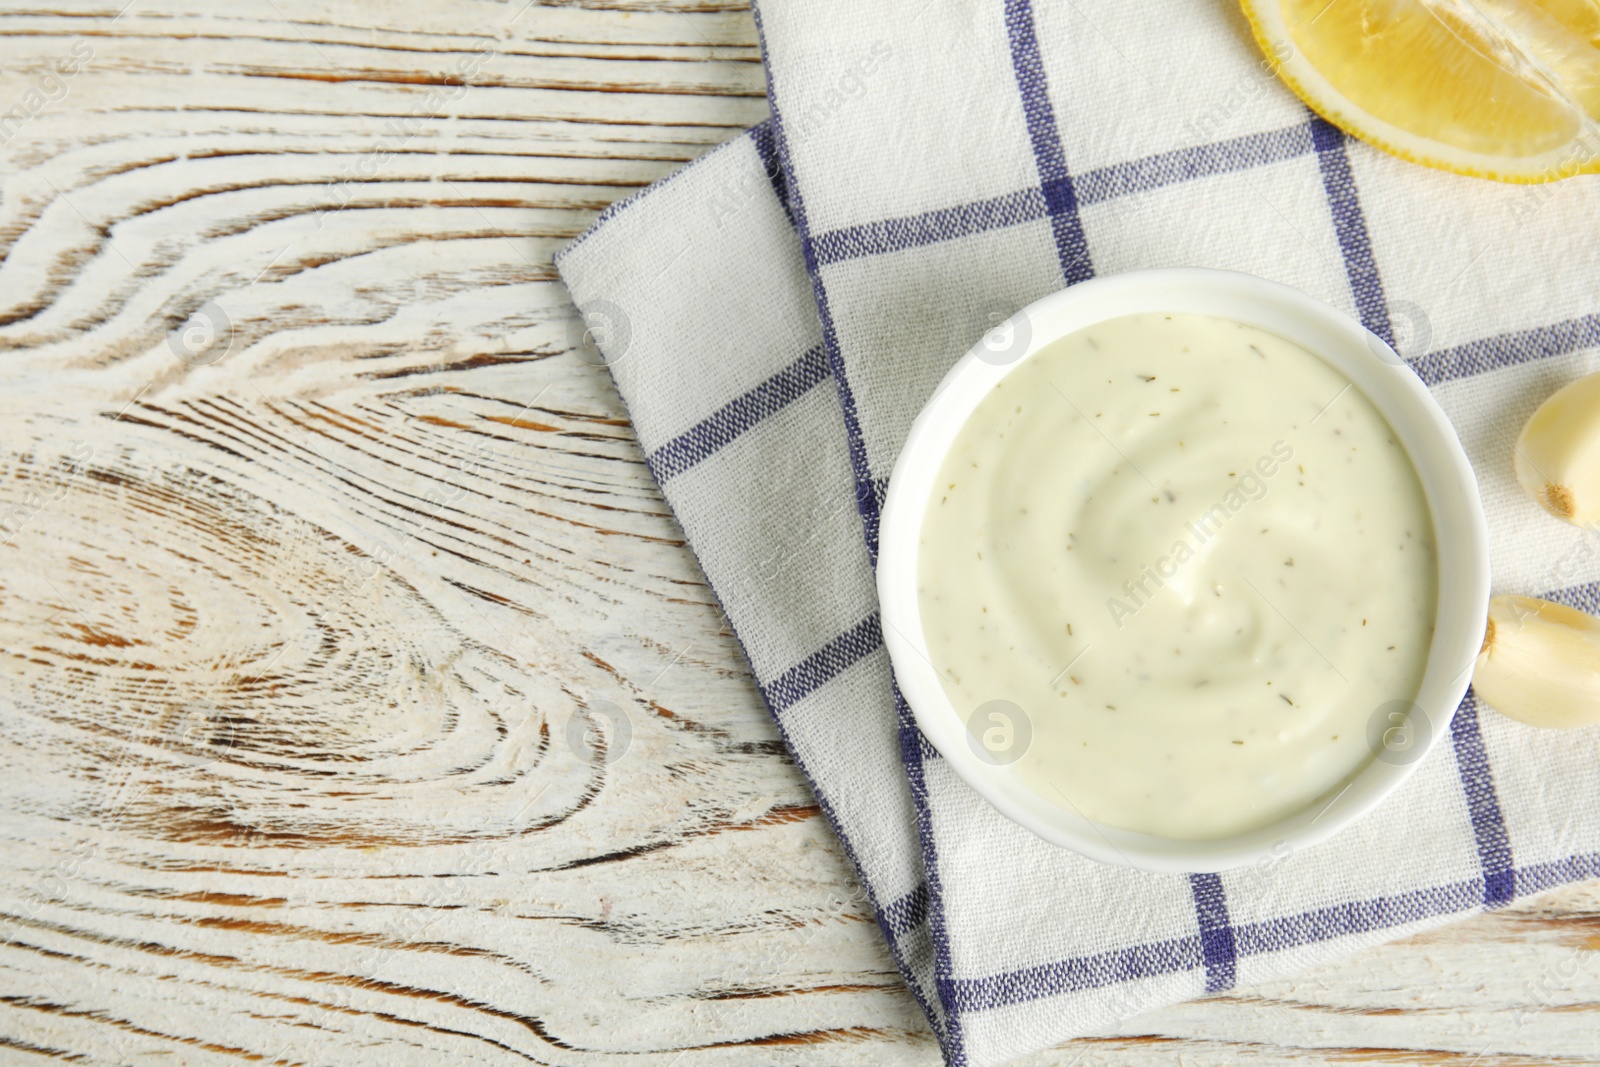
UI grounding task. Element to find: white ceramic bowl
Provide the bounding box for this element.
[877,268,1489,873]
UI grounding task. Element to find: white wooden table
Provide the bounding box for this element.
[2,2,1598,1063]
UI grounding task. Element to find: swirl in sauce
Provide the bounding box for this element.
[917,312,1436,840]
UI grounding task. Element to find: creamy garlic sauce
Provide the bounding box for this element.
[918,312,1436,840]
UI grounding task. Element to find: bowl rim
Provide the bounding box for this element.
[876,267,1490,873]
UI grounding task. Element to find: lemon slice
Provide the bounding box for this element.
[1240,0,1600,182]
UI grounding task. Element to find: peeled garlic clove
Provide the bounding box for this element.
[1474,595,1600,729]
[1515,370,1600,525]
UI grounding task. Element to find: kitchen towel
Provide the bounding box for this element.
[555,2,1600,1063]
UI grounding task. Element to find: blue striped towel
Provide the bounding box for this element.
[556,2,1600,1063]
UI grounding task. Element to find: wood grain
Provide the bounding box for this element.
[0,2,1596,1064]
